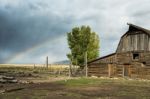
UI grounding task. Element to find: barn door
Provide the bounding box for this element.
[124,66,128,76]
[108,64,114,77]
[123,64,131,77]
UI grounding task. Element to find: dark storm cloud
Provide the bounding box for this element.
[0,1,73,63]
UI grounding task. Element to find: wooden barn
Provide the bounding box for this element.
[88,23,150,79]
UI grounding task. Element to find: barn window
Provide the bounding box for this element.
[142,62,146,65]
[133,53,139,60]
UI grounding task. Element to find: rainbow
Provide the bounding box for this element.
[7,36,64,63]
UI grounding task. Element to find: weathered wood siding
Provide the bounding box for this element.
[117,32,150,53]
[115,64,150,79]
[140,52,150,66]
[88,24,150,79]
[116,52,150,66]
[116,52,132,64]
[88,63,108,77]
[89,54,116,64]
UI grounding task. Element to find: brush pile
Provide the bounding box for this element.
[0,75,18,83]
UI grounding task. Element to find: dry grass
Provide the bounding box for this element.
[0,64,79,72]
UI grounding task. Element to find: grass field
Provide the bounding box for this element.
[56,78,150,98]
[0,66,150,99]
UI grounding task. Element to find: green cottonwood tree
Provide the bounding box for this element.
[67,26,100,68]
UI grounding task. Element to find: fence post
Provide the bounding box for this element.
[85,51,88,77]
[34,64,36,69]
[46,56,48,69]
[69,60,72,77]
[108,64,111,77]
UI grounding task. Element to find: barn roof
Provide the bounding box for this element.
[88,53,116,64]
[127,23,150,35]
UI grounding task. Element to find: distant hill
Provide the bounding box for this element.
[53,60,70,65]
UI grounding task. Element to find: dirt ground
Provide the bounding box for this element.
[0,77,150,99]
[0,67,150,99]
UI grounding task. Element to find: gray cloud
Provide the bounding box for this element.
[0,1,73,63]
[0,0,150,63]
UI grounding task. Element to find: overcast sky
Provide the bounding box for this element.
[0,0,150,64]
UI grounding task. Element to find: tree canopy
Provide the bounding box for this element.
[67,25,100,68]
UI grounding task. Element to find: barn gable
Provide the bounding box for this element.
[116,23,150,53]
